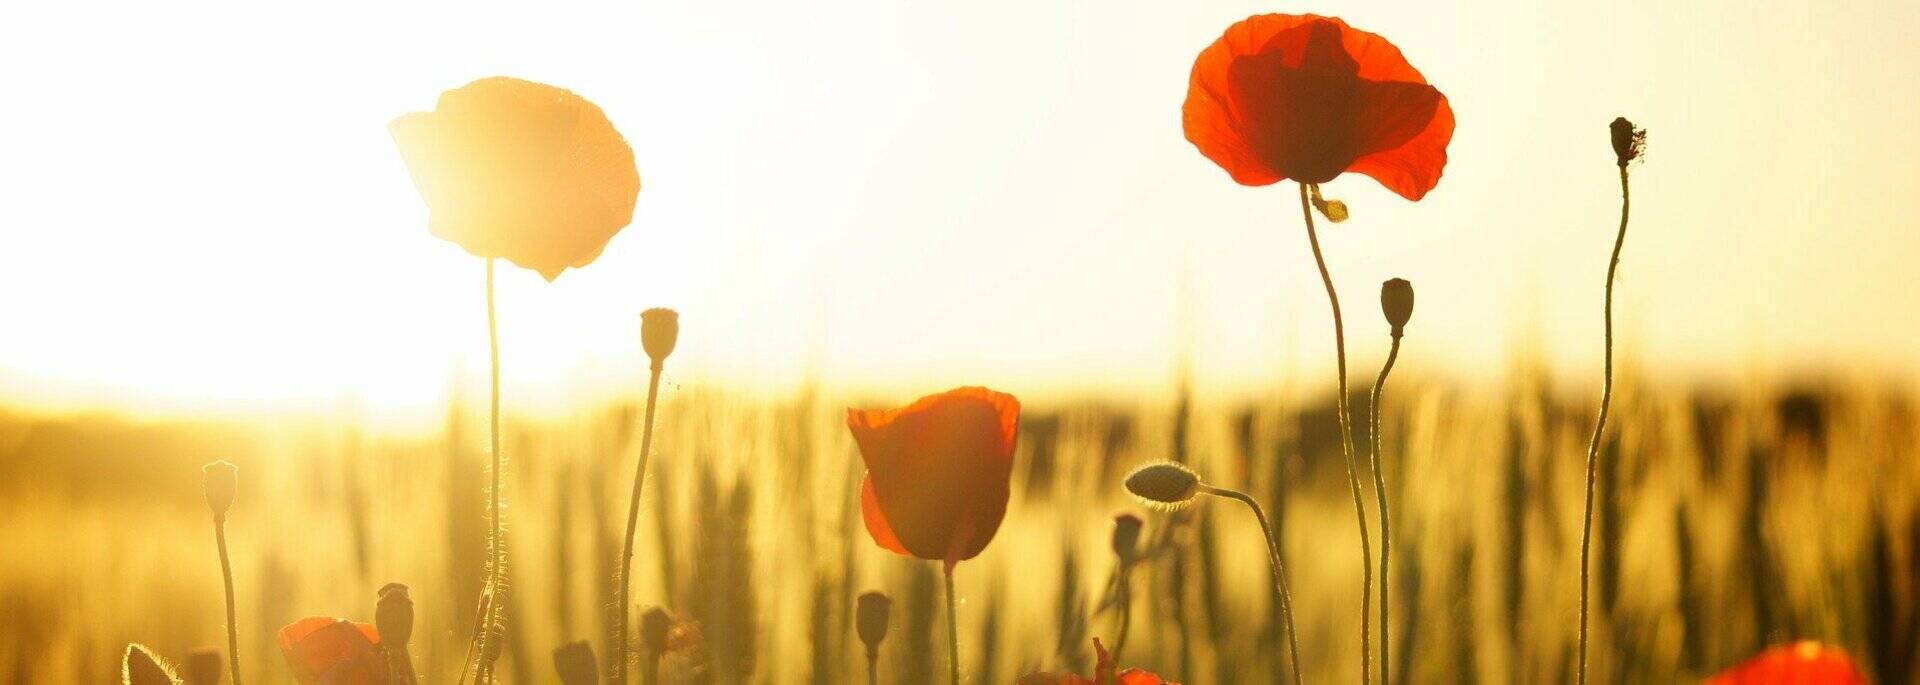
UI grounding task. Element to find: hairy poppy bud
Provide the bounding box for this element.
[180,649,222,685]
[1111,512,1144,564]
[640,606,673,656]
[1611,117,1645,167]
[856,591,892,655]
[123,644,176,685]
[1125,462,1201,509]
[1380,278,1414,337]
[376,583,414,647]
[552,640,599,685]
[640,308,679,370]
[202,461,237,518]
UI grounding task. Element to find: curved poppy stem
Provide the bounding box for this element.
[1579,164,1631,685]
[1369,334,1401,685]
[1299,181,1371,685]
[943,563,961,685]
[475,257,505,684]
[1197,484,1303,685]
[1112,567,1132,665]
[213,513,243,685]
[614,360,665,685]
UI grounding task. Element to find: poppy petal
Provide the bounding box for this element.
[859,475,911,556]
[277,618,386,685]
[1706,642,1866,684]
[1346,82,1452,200]
[846,387,1019,562]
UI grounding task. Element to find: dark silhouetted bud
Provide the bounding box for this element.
[640,308,679,369]
[1611,117,1645,167]
[1380,278,1414,337]
[179,649,222,685]
[640,606,673,656]
[552,640,599,685]
[1111,512,1144,565]
[1125,462,1202,509]
[856,591,892,655]
[202,461,237,518]
[123,644,175,685]
[376,583,414,647]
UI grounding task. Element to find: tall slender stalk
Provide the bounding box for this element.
[1579,160,1633,685]
[1369,335,1402,685]
[615,362,665,684]
[943,563,961,685]
[1199,485,1303,685]
[213,514,242,685]
[1298,181,1372,684]
[475,257,505,684]
[1112,570,1133,665]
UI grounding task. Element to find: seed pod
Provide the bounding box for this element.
[640,606,673,656]
[855,591,892,654]
[202,461,238,519]
[640,308,680,369]
[1111,513,1144,565]
[1124,462,1201,509]
[179,649,221,685]
[1380,278,1414,338]
[376,583,414,647]
[1611,117,1646,167]
[551,640,598,685]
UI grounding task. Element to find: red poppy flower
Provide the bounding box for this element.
[1016,638,1178,685]
[1183,14,1454,200]
[847,387,1020,565]
[390,77,642,281]
[1705,642,1866,684]
[277,617,388,685]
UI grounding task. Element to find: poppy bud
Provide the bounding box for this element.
[180,649,222,685]
[202,461,237,518]
[640,606,673,656]
[376,583,414,647]
[1380,278,1414,338]
[123,644,176,685]
[640,308,679,370]
[551,640,599,685]
[856,591,892,655]
[1111,512,1144,564]
[1610,117,1645,167]
[1124,462,1201,509]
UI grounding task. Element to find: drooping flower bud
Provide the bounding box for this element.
[1380,278,1414,338]
[640,308,679,370]
[551,640,599,685]
[856,591,892,656]
[1611,117,1645,167]
[1111,512,1144,565]
[1124,462,1201,509]
[640,606,673,656]
[202,461,238,519]
[376,583,414,647]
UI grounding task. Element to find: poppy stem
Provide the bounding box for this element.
[866,650,879,685]
[1112,568,1132,666]
[943,563,961,685]
[1369,333,1402,685]
[1299,181,1372,685]
[213,513,243,685]
[615,358,665,685]
[1197,485,1302,685]
[1579,163,1631,685]
[476,257,505,685]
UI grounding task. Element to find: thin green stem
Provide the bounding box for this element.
[1299,181,1371,685]
[1199,485,1303,685]
[477,257,504,684]
[943,563,961,685]
[866,650,879,685]
[1369,336,1402,685]
[615,364,665,684]
[1112,568,1133,665]
[1579,164,1631,685]
[214,514,243,685]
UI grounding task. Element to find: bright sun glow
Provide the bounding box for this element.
[2,0,1918,419]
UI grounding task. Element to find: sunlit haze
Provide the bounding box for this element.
[3,0,1917,418]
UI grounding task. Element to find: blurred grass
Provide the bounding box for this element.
[1,370,1917,683]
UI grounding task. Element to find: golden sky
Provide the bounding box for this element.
[1,0,1917,418]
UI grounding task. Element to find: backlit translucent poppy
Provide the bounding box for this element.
[1182,14,1454,200]
[1705,642,1866,684]
[1016,638,1178,685]
[847,387,1020,565]
[277,617,388,685]
[390,77,641,281]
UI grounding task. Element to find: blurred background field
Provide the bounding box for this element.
[3,366,1916,683]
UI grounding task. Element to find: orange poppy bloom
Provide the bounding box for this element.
[1016,638,1178,685]
[847,387,1019,565]
[1705,642,1866,684]
[390,77,641,281]
[1182,14,1454,200]
[277,617,388,685]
